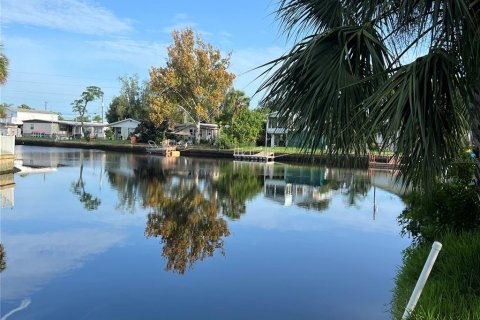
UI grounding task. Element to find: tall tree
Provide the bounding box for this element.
[0,106,6,118]
[72,86,103,137]
[220,107,268,147]
[0,45,8,85]
[217,89,251,126]
[0,103,13,118]
[216,90,268,146]
[260,0,480,191]
[106,75,150,123]
[149,28,235,143]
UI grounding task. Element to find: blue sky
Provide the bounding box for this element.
[1,0,288,119]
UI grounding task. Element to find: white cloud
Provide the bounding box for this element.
[1,229,126,300]
[1,35,167,112]
[87,38,168,68]
[160,13,212,37]
[2,0,132,35]
[161,21,199,34]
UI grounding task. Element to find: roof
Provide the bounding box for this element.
[9,108,58,115]
[107,118,140,126]
[23,119,108,127]
[22,119,107,127]
[58,120,107,127]
[22,119,54,123]
[0,122,18,127]
[174,122,219,129]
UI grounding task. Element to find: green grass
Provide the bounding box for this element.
[392,231,480,320]
[88,139,133,145]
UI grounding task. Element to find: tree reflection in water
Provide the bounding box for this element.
[0,243,6,272]
[214,162,263,220]
[145,182,230,275]
[71,154,101,211]
[105,156,375,274]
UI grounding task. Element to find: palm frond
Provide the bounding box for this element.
[365,50,470,189]
[275,0,344,38]
[258,25,390,155]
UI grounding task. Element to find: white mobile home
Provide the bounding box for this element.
[108,118,140,140]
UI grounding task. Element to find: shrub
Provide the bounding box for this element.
[391,231,480,320]
[398,160,480,244]
[216,131,236,149]
[104,128,114,140]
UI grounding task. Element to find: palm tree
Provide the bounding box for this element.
[0,45,9,85]
[259,0,480,190]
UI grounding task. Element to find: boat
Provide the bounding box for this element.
[146,140,180,157]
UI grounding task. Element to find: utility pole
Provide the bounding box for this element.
[101,95,104,123]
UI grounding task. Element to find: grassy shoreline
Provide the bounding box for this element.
[392,231,480,320]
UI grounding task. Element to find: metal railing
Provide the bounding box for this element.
[233,146,275,161]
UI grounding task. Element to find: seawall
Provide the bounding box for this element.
[16,138,374,168]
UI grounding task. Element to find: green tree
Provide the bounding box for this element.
[149,28,235,143]
[218,88,251,124]
[17,104,32,109]
[106,75,150,123]
[260,0,480,190]
[217,89,265,146]
[74,115,90,122]
[0,46,8,85]
[72,86,103,138]
[0,103,13,118]
[0,106,7,118]
[92,114,102,122]
[219,106,268,147]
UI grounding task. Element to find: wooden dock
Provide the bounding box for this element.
[146,140,180,157]
[0,136,16,174]
[368,154,398,170]
[233,148,275,162]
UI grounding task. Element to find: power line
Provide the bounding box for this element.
[2,89,115,99]
[6,79,121,90]
[7,69,123,82]
[2,89,82,96]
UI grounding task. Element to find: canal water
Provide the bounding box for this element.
[1,146,410,320]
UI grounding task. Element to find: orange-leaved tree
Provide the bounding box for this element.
[149,28,235,143]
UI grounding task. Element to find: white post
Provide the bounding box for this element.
[402,241,443,320]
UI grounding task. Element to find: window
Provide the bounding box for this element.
[30,124,34,130]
